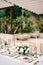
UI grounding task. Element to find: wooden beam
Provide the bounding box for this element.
[0,21,1,32]
[10,7,12,34]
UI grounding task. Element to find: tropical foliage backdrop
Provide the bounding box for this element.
[0,6,43,34]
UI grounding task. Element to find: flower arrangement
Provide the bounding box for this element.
[16,46,34,56]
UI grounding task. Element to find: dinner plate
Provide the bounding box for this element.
[17,56,37,63]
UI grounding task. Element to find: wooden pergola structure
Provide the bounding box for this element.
[0,0,14,33]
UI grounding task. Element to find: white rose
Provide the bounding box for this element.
[20,48,23,53]
[17,46,19,50]
[25,48,30,54]
[25,50,28,54]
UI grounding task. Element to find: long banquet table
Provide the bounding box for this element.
[0,33,43,53]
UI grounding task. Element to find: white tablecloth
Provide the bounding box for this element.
[0,54,39,65]
[0,54,43,65]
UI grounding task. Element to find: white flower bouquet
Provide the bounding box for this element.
[16,46,34,56]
